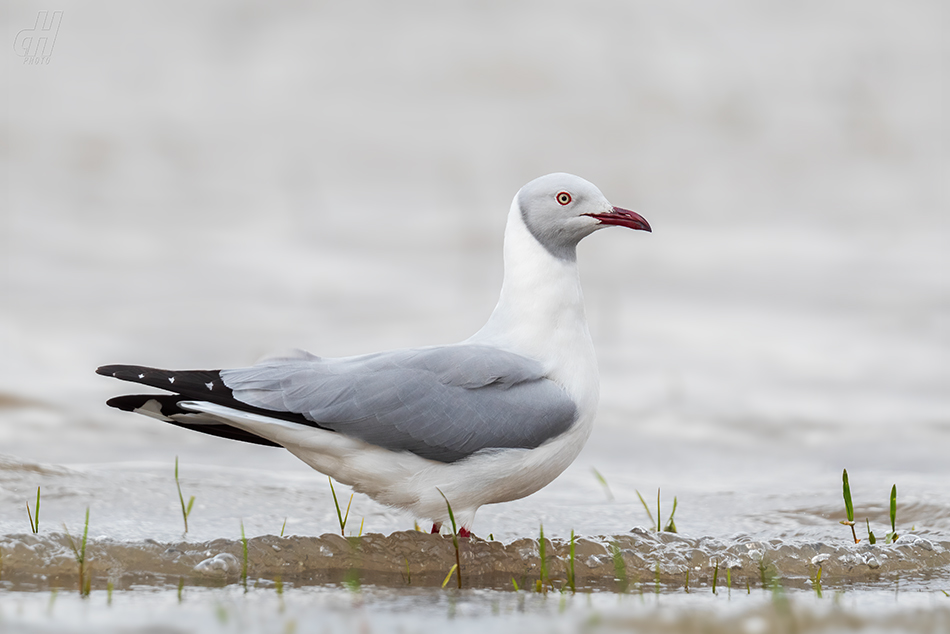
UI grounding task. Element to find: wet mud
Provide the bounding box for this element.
[2,529,947,593]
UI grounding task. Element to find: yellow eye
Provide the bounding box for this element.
[556,192,572,205]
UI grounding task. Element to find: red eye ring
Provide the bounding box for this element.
[556,191,572,205]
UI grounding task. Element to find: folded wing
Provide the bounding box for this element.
[101,345,578,463]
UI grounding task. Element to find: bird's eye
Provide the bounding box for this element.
[556,192,572,205]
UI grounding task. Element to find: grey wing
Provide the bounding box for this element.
[220,345,578,463]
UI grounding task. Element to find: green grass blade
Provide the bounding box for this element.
[437,489,458,535]
[866,518,876,544]
[328,477,346,536]
[343,493,354,532]
[280,518,287,538]
[656,488,661,532]
[567,529,576,594]
[635,490,656,531]
[80,507,89,563]
[842,469,854,522]
[890,484,897,532]
[64,525,78,561]
[240,520,249,592]
[436,489,461,589]
[664,496,678,533]
[441,564,458,589]
[175,457,192,533]
[35,487,41,532]
[610,542,628,593]
[592,468,614,500]
[63,508,90,596]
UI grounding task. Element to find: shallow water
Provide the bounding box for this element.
[3,586,947,634]
[2,0,948,631]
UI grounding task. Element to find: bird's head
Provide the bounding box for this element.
[516,173,651,260]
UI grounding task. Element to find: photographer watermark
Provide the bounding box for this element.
[14,11,63,65]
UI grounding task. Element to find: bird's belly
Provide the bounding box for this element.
[208,403,595,526]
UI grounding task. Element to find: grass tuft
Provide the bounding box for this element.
[635,490,656,531]
[567,529,576,594]
[636,488,678,533]
[328,477,353,537]
[63,507,90,597]
[811,564,823,599]
[537,523,547,593]
[758,556,778,590]
[174,457,195,534]
[610,542,628,593]
[26,486,40,534]
[840,469,859,543]
[664,496,678,533]
[885,484,899,543]
[437,488,462,589]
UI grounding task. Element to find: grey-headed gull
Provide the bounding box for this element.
[97,173,651,535]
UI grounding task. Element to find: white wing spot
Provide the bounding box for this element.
[138,373,145,379]
[206,382,214,390]
[168,376,175,384]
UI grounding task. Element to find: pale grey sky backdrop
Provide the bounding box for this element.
[1,0,947,468]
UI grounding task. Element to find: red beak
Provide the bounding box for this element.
[585,207,651,232]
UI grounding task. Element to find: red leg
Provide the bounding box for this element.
[458,527,472,539]
[430,522,442,534]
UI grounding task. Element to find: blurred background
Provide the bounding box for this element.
[1,0,947,539]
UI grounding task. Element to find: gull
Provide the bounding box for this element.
[97,173,651,536]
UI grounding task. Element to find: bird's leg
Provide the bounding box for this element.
[430,522,442,534]
[458,527,472,539]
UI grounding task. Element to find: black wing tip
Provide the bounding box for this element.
[105,394,145,411]
[96,364,152,378]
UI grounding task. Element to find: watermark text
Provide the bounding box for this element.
[14,11,63,65]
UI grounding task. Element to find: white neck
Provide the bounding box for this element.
[468,200,599,405]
